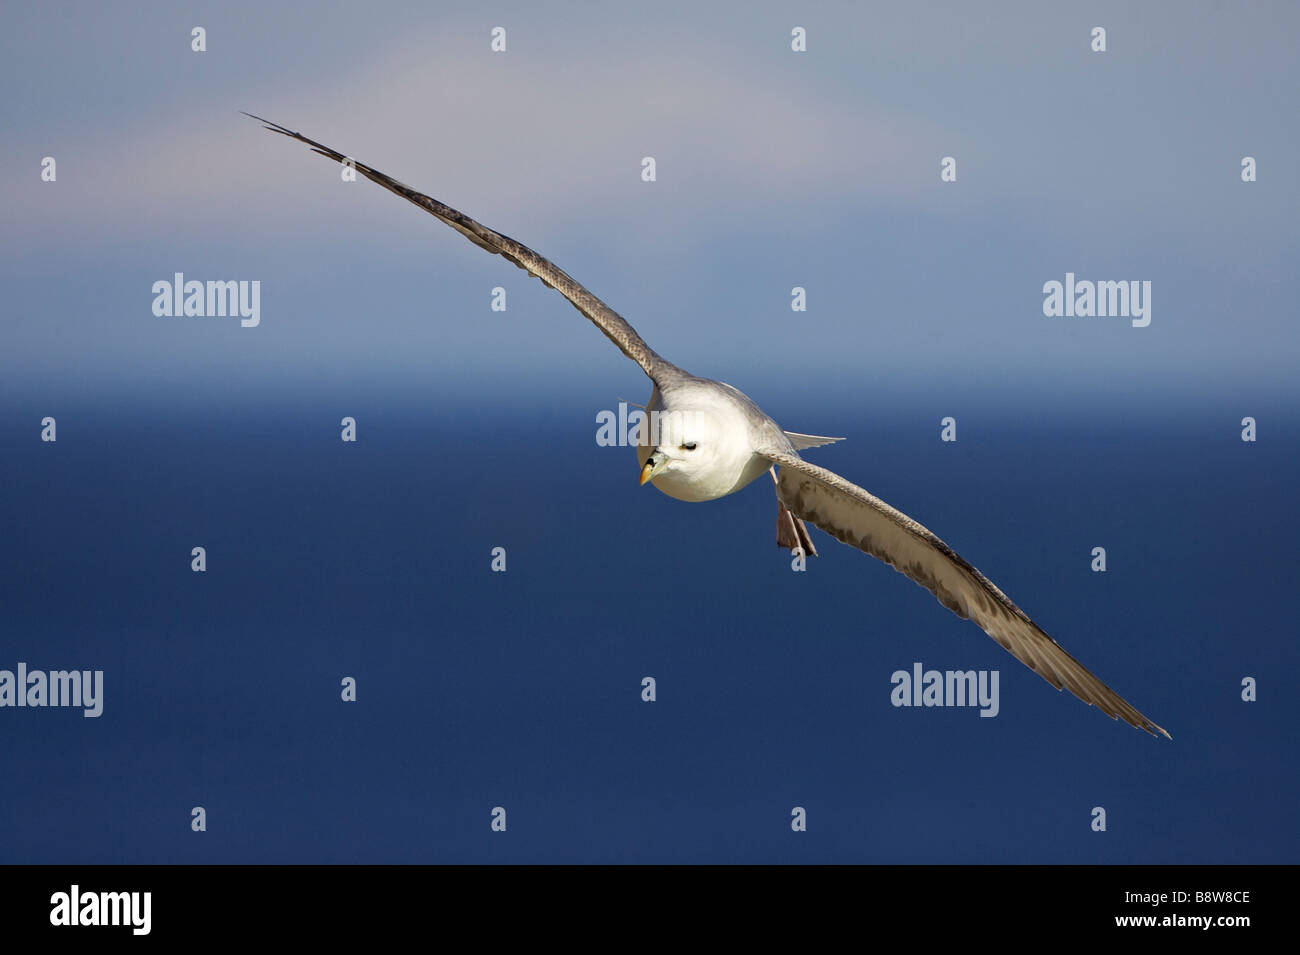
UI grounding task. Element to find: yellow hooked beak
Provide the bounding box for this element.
[639,451,665,486]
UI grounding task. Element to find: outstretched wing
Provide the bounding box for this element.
[246,114,680,384]
[766,450,1169,738]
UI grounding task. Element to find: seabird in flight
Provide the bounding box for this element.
[247,113,1170,739]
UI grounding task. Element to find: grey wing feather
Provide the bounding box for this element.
[765,450,1169,739]
[245,114,680,384]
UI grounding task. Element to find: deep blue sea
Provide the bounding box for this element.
[1,390,1295,863]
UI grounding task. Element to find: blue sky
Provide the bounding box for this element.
[1,2,1296,863]
[2,0,1296,407]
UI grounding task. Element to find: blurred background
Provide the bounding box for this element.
[1,0,1296,862]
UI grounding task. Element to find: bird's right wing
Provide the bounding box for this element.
[766,450,1169,738]
[246,114,679,384]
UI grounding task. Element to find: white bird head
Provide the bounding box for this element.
[638,408,715,484]
[636,404,767,502]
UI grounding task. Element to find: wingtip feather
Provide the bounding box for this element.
[241,111,299,138]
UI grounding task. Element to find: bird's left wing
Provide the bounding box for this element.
[765,450,1169,738]
[244,114,679,384]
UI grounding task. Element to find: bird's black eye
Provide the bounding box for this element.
[680,442,697,451]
